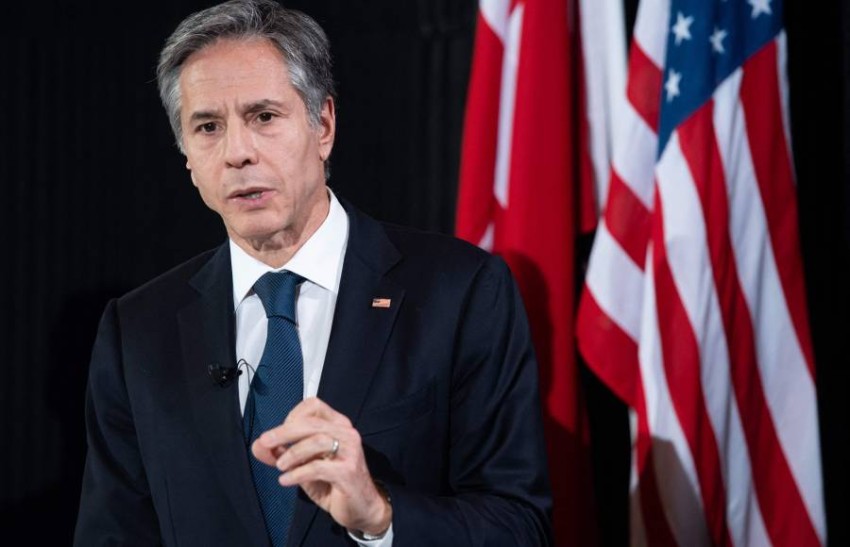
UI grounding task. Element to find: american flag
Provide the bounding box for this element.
[577,0,826,545]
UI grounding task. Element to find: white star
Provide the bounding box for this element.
[665,69,682,102]
[671,12,694,46]
[748,0,772,18]
[709,27,728,54]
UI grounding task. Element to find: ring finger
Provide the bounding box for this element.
[276,432,342,472]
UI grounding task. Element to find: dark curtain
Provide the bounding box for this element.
[787,1,849,545]
[1,0,846,545]
[0,0,476,540]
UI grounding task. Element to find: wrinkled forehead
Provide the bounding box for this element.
[181,36,290,80]
[178,38,297,112]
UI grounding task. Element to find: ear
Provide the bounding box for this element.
[187,161,198,188]
[317,97,336,162]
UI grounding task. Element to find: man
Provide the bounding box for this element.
[74,1,552,545]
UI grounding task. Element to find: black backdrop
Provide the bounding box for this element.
[1,1,847,545]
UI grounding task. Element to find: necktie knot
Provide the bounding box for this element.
[253,271,305,322]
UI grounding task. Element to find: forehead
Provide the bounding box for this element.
[178,38,294,112]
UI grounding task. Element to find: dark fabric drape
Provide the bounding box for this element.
[1,1,478,542]
[292,0,476,231]
[1,1,846,545]
[787,1,849,545]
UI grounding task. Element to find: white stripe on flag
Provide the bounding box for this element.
[633,0,670,68]
[493,4,523,208]
[479,0,510,42]
[716,68,826,542]
[579,0,628,212]
[638,255,710,547]
[611,101,658,210]
[656,133,770,547]
[585,221,645,340]
[776,32,794,169]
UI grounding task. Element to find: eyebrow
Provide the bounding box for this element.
[242,99,287,115]
[188,110,221,123]
[187,99,288,124]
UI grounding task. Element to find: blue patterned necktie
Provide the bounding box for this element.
[244,270,305,547]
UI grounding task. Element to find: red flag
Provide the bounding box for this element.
[457,0,597,543]
[577,0,826,545]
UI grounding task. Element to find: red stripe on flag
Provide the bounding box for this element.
[626,44,663,133]
[652,190,733,547]
[604,170,651,269]
[739,40,816,377]
[456,12,504,245]
[678,104,821,547]
[577,288,639,406]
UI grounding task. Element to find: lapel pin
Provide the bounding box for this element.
[371,298,392,309]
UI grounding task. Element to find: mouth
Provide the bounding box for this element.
[229,187,272,201]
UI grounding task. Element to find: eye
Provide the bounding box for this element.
[257,112,275,123]
[196,122,218,134]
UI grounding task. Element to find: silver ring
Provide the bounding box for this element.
[326,438,340,460]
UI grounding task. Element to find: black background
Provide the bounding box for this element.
[1,0,846,545]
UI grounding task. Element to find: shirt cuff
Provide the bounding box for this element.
[348,523,394,547]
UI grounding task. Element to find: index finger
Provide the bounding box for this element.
[256,414,337,449]
[285,396,352,427]
[251,399,351,461]
[251,436,288,467]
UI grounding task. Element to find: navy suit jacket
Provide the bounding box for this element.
[75,201,553,546]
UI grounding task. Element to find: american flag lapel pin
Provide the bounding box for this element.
[371,298,392,309]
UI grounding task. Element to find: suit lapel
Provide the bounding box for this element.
[177,244,269,545]
[289,201,404,546]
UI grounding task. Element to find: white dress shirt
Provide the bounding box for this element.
[229,190,392,546]
[231,191,348,411]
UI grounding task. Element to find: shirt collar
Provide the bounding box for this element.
[229,189,349,310]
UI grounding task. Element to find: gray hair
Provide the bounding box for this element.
[156,0,335,155]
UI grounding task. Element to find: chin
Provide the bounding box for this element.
[237,226,287,244]
[224,220,269,240]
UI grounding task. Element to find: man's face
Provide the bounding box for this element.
[179,38,335,251]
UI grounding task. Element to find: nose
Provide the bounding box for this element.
[223,123,258,168]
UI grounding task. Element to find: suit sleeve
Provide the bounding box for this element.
[74,299,162,546]
[386,255,554,546]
